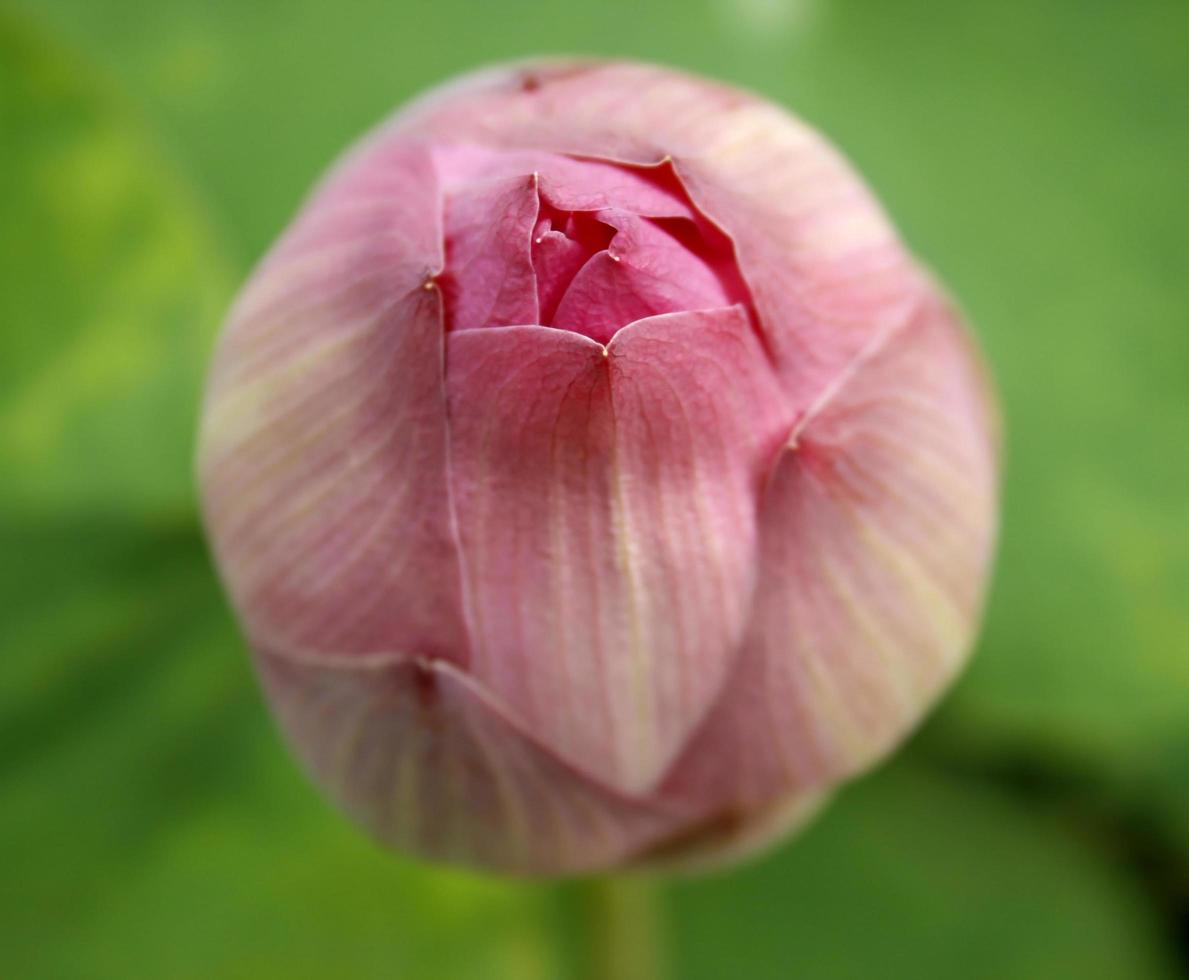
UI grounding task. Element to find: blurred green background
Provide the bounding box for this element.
[2,0,1187,976]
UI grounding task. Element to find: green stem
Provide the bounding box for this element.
[580,875,668,980]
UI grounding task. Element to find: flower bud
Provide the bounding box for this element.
[197,60,999,874]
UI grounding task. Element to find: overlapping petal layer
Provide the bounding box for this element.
[396,61,922,407]
[445,308,789,793]
[436,147,737,341]
[197,146,469,665]
[661,295,999,807]
[432,144,694,218]
[441,173,540,329]
[550,210,733,342]
[256,649,686,873]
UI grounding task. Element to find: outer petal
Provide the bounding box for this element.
[662,295,999,806]
[196,143,470,665]
[256,649,686,874]
[396,61,922,407]
[445,308,789,794]
[551,210,732,343]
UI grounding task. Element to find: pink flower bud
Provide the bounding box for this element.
[197,61,999,874]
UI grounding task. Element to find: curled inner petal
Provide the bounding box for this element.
[436,146,754,342]
[550,209,733,343]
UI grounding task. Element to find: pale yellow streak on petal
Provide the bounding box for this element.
[606,392,654,792]
[200,315,373,458]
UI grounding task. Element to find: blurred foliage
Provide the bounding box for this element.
[1,0,1187,977]
[0,15,230,516]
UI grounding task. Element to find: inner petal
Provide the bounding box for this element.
[550,210,734,344]
[531,207,614,325]
[440,173,539,330]
[436,146,753,341]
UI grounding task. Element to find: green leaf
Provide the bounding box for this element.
[0,12,231,518]
[667,761,1179,980]
[0,515,564,980]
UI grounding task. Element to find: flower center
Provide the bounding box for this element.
[435,146,751,343]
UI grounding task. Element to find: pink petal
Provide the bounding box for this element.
[433,143,693,217]
[196,143,470,666]
[444,307,790,794]
[551,210,733,342]
[661,295,999,807]
[674,131,922,409]
[532,227,590,325]
[441,173,539,329]
[536,156,692,217]
[256,649,687,873]
[397,61,923,407]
